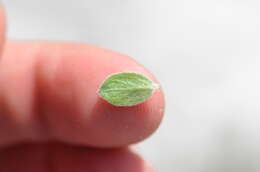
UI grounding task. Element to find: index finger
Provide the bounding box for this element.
[0,41,165,147]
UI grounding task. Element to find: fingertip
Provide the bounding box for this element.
[85,88,164,147]
[38,43,165,147]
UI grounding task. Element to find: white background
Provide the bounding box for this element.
[3,0,260,171]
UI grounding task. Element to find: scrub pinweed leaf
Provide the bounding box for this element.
[98,72,159,106]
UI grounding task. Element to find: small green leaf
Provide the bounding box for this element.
[98,72,159,106]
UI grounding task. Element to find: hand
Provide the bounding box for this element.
[0,4,165,172]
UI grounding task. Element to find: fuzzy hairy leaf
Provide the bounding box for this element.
[98,72,159,106]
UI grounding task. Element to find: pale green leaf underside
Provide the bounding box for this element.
[98,72,158,106]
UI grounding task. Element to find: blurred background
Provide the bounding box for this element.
[3,0,260,171]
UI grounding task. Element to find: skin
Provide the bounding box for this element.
[0,3,164,172]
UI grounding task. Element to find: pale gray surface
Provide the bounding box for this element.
[3,0,260,171]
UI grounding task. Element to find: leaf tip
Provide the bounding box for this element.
[152,82,161,90]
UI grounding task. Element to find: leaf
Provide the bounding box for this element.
[98,72,159,106]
